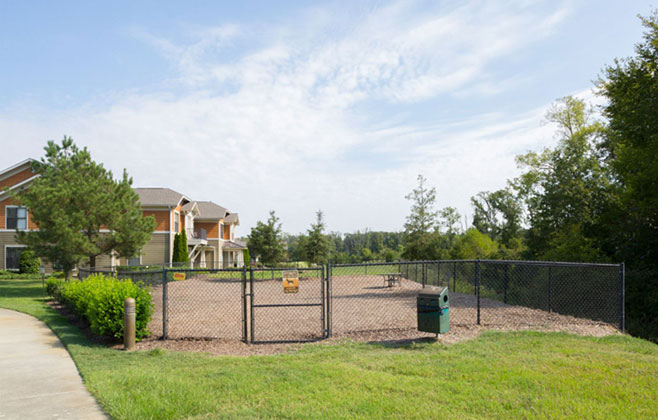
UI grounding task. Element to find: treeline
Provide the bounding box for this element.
[247,13,658,342]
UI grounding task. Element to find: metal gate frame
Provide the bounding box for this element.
[246,266,330,344]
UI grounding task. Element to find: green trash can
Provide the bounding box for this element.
[417,287,450,334]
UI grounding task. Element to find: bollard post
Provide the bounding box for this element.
[124,298,136,351]
[40,265,45,295]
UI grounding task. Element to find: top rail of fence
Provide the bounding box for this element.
[331,259,621,268]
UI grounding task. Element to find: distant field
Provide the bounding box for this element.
[1,277,657,420]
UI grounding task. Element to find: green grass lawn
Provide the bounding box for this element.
[1,277,657,420]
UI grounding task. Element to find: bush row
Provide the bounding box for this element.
[46,274,153,340]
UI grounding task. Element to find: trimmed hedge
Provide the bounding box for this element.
[47,274,153,340]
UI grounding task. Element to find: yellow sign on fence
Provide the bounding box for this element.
[282,270,299,294]
[173,272,186,281]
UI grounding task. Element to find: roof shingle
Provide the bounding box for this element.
[133,188,189,207]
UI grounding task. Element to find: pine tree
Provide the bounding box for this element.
[179,229,189,264]
[402,175,439,260]
[304,210,329,265]
[15,137,156,279]
[172,233,181,263]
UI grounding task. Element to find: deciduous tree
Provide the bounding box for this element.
[598,11,658,267]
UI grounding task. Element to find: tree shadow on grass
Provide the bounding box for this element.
[0,277,48,299]
[366,336,440,350]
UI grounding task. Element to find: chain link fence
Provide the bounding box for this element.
[248,267,327,343]
[78,259,623,343]
[329,260,622,339]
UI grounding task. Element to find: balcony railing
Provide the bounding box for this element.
[191,228,207,240]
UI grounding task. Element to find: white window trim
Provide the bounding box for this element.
[173,211,180,233]
[4,205,28,231]
[4,244,27,271]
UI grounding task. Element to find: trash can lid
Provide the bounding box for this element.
[418,286,448,297]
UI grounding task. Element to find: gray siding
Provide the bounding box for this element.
[0,231,54,272]
[0,231,20,270]
[142,234,168,265]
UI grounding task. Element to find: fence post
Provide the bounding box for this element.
[422,262,426,287]
[416,263,419,285]
[327,263,332,338]
[453,262,456,292]
[503,264,509,304]
[548,266,553,313]
[241,266,247,343]
[437,261,441,286]
[250,268,255,343]
[619,262,625,332]
[476,259,481,325]
[162,267,168,340]
[321,265,326,338]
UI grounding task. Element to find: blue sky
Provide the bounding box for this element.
[0,1,653,234]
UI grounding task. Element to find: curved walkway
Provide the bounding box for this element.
[0,308,107,419]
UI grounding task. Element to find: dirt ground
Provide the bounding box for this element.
[135,273,619,356]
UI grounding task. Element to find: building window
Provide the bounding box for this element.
[5,246,26,271]
[219,223,224,239]
[6,206,27,230]
[127,254,141,266]
[174,211,179,233]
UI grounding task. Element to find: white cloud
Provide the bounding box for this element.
[0,0,579,234]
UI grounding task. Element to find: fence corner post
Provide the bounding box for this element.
[620,262,625,332]
[476,259,481,326]
[161,267,168,340]
[326,263,332,338]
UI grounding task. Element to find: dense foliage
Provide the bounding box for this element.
[247,211,286,266]
[301,211,330,265]
[172,230,189,265]
[18,249,41,274]
[47,274,153,340]
[14,137,156,278]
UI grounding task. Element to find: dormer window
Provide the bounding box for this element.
[6,206,27,230]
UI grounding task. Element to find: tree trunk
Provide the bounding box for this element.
[89,255,96,270]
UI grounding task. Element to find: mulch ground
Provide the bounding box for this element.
[127,273,619,356]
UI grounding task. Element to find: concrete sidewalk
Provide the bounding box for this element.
[0,308,107,420]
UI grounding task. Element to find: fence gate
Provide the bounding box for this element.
[248,267,328,343]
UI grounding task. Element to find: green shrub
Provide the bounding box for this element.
[85,275,153,339]
[58,279,97,317]
[54,274,153,340]
[243,248,251,267]
[18,249,41,274]
[0,270,42,279]
[46,277,64,298]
